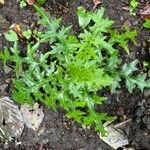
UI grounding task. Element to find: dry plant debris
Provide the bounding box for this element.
[20,103,44,131]
[0,97,24,140]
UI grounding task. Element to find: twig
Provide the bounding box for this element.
[120,0,129,5]
[58,3,76,16]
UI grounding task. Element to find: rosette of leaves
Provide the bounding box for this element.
[0,6,150,136]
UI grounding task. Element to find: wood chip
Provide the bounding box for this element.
[26,0,35,5]
[0,0,4,4]
[92,0,101,11]
[139,4,150,19]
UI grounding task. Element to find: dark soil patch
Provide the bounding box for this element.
[0,107,113,150]
[0,0,150,150]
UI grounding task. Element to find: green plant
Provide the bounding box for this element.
[130,0,139,16]
[19,0,27,8]
[143,19,150,67]
[18,0,46,8]
[143,19,150,29]
[37,0,46,5]
[1,6,150,136]
[23,29,32,39]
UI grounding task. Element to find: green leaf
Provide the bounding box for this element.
[66,110,85,123]
[90,8,114,33]
[0,47,11,66]
[110,26,137,54]
[92,95,107,105]
[37,0,46,5]
[5,30,18,42]
[34,5,51,26]
[73,100,87,108]
[26,42,40,59]
[143,19,150,29]
[122,60,138,76]
[77,7,92,29]
[108,53,121,70]
[126,73,149,93]
[12,79,33,105]
[133,74,149,92]
[23,30,32,39]
[20,0,27,8]
[130,0,138,9]
[126,78,136,93]
[110,77,121,93]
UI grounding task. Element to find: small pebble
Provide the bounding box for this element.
[144,89,150,97]
[4,78,11,84]
[132,20,138,26]
[134,106,145,117]
[142,116,150,130]
[120,16,124,21]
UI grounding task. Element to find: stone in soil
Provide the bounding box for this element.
[142,115,150,130]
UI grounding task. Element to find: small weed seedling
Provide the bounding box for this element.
[143,19,150,29]
[19,0,46,8]
[143,19,150,67]
[1,6,150,136]
[19,0,27,8]
[130,0,139,16]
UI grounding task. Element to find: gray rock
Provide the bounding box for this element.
[134,106,145,117]
[144,90,150,99]
[142,116,150,130]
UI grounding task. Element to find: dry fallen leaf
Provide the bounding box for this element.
[0,97,24,140]
[21,103,44,131]
[92,0,101,11]
[0,0,4,4]
[13,24,24,38]
[26,0,35,5]
[100,120,132,149]
[93,0,101,5]
[13,24,21,34]
[122,6,130,11]
[100,126,129,149]
[10,23,25,38]
[139,4,150,19]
